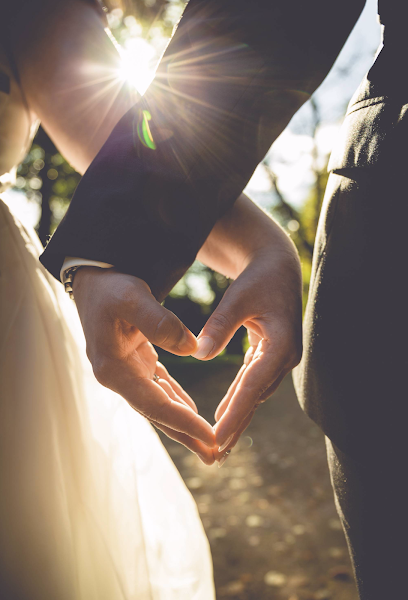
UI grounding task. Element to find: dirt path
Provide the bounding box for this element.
[158,357,358,600]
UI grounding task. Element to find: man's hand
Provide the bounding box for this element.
[195,194,303,458]
[196,249,302,455]
[73,267,216,464]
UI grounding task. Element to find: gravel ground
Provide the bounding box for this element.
[158,357,359,600]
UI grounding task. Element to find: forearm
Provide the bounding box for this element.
[40,0,365,296]
[197,194,299,281]
[5,0,134,175]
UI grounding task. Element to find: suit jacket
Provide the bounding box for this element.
[39,0,366,299]
[378,0,408,26]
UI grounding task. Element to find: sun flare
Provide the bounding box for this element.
[117,38,156,95]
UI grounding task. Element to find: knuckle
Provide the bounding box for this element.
[142,409,155,421]
[119,283,138,312]
[259,388,272,402]
[254,397,267,409]
[152,402,169,424]
[149,343,159,362]
[199,453,215,466]
[91,355,113,385]
[208,312,232,335]
[241,379,270,398]
[287,341,303,368]
[144,397,168,423]
[154,312,179,347]
[183,409,196,430]
[293,343,303,367]
[268,329,302,370]
[85,344,93,363]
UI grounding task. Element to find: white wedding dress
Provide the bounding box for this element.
[0,195,215,599]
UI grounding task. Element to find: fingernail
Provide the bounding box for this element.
[218,450,231,468]
[193,336,215,359]
[218,434,233,453]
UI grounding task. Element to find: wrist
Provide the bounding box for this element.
[240,229,300,275]
[198,194,300,280]
[244,245,302,299]
[72,265,104,296]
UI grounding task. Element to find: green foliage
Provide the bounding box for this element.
[295,168,328,309]
[106,0,187,41]
[15,130,81,243]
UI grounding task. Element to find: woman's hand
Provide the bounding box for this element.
[195,194,303,458]
[199,249,302,456]
[73,267,216,464]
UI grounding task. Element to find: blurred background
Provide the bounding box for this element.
[3,1,381,598]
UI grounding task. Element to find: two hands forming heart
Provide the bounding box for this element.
[73,195,303,466]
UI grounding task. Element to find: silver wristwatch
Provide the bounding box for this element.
[62,266,82,299]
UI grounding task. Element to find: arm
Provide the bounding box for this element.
[4,0,216,462]
[71,192,302,465]
[5,0,364,462]
[39,0,366,299]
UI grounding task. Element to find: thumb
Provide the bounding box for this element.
[193,288,245,360]
[121,281,197,356]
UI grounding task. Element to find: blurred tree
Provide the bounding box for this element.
[106,0,187,40]
[263,97,329,309]
[15,126,80,246]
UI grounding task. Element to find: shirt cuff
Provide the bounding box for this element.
[60,256,114,282]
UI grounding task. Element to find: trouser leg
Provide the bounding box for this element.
[295,166,408,598]
[293,40,408,597]
[326,437,407,600]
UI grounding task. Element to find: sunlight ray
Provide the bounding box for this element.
[160,43,249,70]
[66,77,126,115]
[57,70,123,94]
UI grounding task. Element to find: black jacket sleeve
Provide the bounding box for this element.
[40,0,364,299]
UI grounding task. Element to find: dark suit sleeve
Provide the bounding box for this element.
[40,0,365,299]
